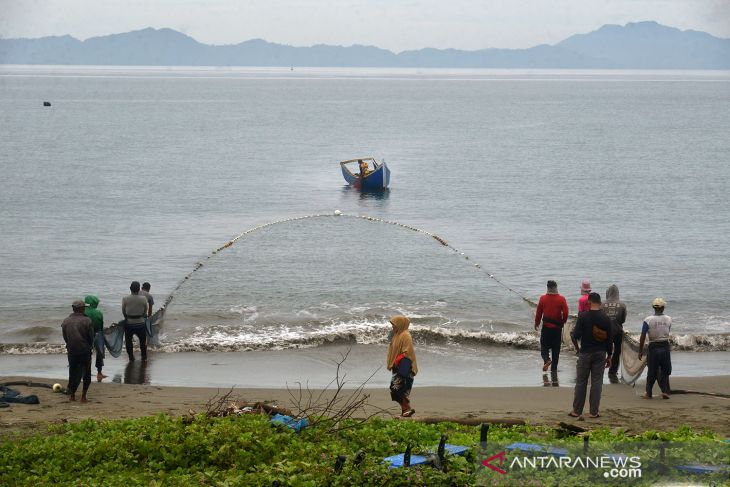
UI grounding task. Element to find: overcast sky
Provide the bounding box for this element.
[1,0,728,51]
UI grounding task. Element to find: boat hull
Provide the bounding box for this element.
[341,162,390,190]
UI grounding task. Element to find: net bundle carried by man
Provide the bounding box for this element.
[619,333,647,385]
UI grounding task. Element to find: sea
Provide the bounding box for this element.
[0,65,728,386]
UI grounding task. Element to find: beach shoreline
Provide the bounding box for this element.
[1,345,729,389]
[2,374,728,441]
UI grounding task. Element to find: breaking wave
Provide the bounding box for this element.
[2,325,728,355]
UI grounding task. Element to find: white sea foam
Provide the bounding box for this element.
[3,324,728,355]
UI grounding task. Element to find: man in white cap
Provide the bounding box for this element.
[61,299,94,403]
[638,298,672,399]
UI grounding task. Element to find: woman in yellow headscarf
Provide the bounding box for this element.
[386,315,418,417]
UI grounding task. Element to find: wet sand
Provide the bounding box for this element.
[1,345,728,389]
[1,374,728,441]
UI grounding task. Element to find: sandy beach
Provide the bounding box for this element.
[2,374,728,441]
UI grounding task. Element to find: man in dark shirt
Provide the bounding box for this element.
[569,292,613,418]
[140,282,154,318]
[602,284,627,379]
[61,299,94,403]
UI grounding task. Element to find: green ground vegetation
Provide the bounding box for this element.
[0,415,727,486]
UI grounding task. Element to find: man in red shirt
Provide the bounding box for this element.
[534,280,570,372]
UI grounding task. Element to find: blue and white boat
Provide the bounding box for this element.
[340,157,390,190]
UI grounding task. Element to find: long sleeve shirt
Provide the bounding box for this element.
[535,293,569,329]
[61,312,94,355]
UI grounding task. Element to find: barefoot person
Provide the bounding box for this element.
[386,315,418,417]
[534,280,569,372]
[569,292,613,419]
[84,294,107,381]
[639,298,672,399]
[61,299,94,403]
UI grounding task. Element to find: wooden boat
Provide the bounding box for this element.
[340,157,390,190]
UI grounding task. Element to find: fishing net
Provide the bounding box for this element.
[103,324,125,358]
[620,333,647,385]
[156,213,536,350]
[562,317,575,347]
[103,314,161,357]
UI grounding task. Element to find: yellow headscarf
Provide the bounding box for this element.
[386,315,418,376]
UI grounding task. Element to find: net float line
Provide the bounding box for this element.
[155,211,538,323]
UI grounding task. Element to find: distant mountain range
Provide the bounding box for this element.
[1,21,728,69]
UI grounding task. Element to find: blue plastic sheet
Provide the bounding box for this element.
[269,413,309,432]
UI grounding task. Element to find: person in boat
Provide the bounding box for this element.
[358,159,370,177]
[638,298,672,399]
[386,315,417,417]
[84,294,106,381]
[534,280,569,372]
[569,292,613,419]
[602,284,627,379]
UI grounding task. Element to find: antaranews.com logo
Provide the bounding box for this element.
[476,441,728,486]
[482,450,642,479]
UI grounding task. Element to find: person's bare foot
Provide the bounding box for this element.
[661,393,670,399]
[641,393,652,399]
[568,411,581,418]
[69,394,76,402]
[80,397,88,404]
[97,372,107,382]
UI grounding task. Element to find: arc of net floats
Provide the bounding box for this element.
[156,212,538,317]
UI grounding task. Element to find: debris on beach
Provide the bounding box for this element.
[183,396,298,425]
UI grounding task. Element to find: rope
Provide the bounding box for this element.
[155,212,538,322]
[670,390,730,400]
[1,381,54,389]
[353,214,538,308]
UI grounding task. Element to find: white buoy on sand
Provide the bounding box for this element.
[53,383,62,392]
[334,210,342,216]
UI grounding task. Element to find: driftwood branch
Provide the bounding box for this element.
[286,347,387,433]
[193,347,387,432]
[414,417,526,426]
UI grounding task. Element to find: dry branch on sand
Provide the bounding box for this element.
[192,348,386,432]
[285,348,389,433]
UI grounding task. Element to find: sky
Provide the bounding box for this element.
[1,0,729,51]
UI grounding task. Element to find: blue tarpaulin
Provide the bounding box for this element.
[269,413,309,432]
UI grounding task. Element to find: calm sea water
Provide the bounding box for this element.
[1,66,728,354]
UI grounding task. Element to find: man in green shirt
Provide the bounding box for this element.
[84,295,106,381]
